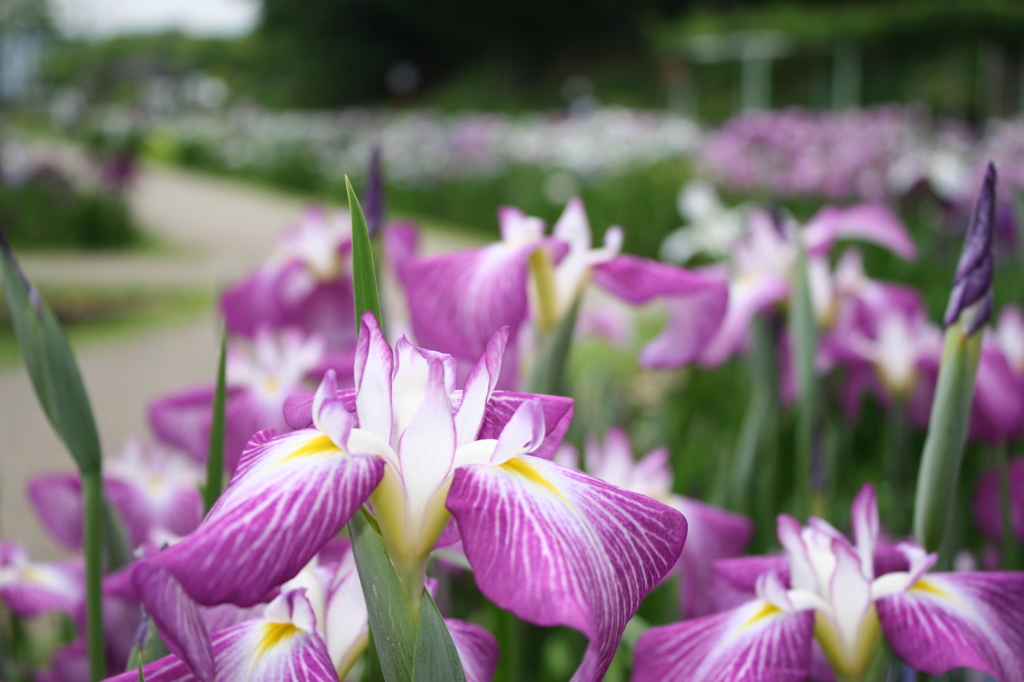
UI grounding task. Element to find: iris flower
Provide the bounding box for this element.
[394,197,729,375]
[113,539,497,682]
[700,204,917,368]
[29,437,204,551]
[633,484,1024,681]
[134,313,685,682]
[221,208,357,353]
[149,329,342,474]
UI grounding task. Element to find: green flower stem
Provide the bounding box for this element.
[913,324,982,553]
[730,316,777,521]
[82,470,106,681]
[789,242,820,521]
[994,441,1019,569]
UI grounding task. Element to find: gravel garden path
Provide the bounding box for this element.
[0,163,479,559]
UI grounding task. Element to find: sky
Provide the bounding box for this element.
[49,0,261,38]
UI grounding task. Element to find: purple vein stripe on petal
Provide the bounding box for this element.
[876,571,1024,682]
[133,562,215,682]
[631,599,815,682]
[448,456,685,682]
[147,429,383,608]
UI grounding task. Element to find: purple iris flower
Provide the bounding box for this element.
[633,484,1024,681]
[149,329,343,474]
[131,313,685,682]
[394,197,729,378]
[221,208,357,353]
[701,203,918,368]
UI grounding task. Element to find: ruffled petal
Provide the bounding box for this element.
[133,562,215,682]
[876,570,1024,681]
[481,392,573,461]
[146,429,383,608]
[672,496,754,618]
[27,473,88,549]
[398,240,537,362]
[0,558,83,617]
[447,455,685,681]
[107,591,337,682]
[592,255,729,368]
[803,203,917,261]
[148,386,217,463]
[446,618,499,682]
[631,598,815,682]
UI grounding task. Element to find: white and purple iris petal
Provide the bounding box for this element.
[397,207,549,364]
[575,428,753,618]
[396,197,728,378]
[636,484,1024,681]
[221,207,356,352]
[632,573,815,682]
[448,443,686,681]
[874,565,1024,682]
[149,329,333,473]
[30,438,204,552]
[0,540,83,618]
[107,589,337,682]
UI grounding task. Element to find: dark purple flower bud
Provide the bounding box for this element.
[362,144,385,238]
[944,163,996,335]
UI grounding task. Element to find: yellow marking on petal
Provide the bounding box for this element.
[738,602,781,632]
[256,621,299,658]
[280,434,340,463]
[910,578,951,601]
[501,458,567,502]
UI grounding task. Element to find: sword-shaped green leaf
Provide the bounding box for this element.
[203,328,228,514]
[0,232,108,681]
[347,176,383,332]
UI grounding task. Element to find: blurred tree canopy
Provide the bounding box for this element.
[257,0,693,106]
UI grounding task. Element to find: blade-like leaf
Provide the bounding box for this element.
[348,509,465,682]
[788,240,819,520]
[347,176,383,333]
[0,233,107,680]
[0,234,102,473]
[526,296,581,396]
[203,329,228,514]
[413,594,465,682]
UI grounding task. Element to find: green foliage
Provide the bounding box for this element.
[257,0,689,106]
[348,178,384,331]
[348,510,466,682]
[203,329,228,514]
[0,237,107,680]
[0,178,139,250]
